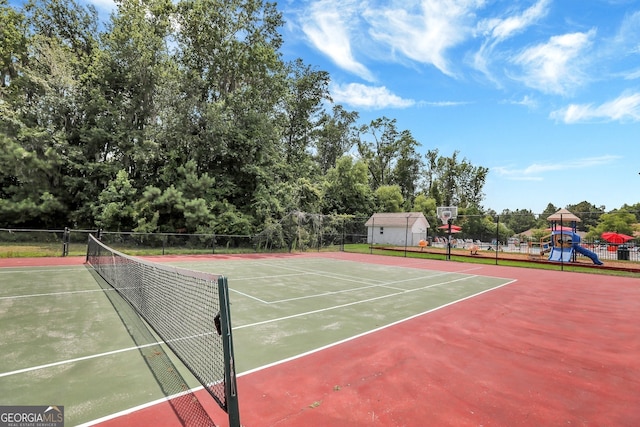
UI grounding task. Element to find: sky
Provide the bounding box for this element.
[19,0,640,213]
[278,0,640,214]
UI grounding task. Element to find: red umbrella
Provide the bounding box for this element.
[438,224,461,230]
[601,232,634,244]
[438,224,461,234]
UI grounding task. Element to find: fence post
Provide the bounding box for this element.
[318,215,322,252]
[62,227,70,257]
[495,216,499,265]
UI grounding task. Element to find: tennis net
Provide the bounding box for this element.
[86,234,240,426]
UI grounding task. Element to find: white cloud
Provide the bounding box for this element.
[330,83,415,109]
[420,100,471,107]
[473,0,550,81]
[364,0,483,77]
[623,68,640,80]
[550,92,640,123]
[613,10,640,55]
[479,0,550,42]
[502,95,537,108]
[493,155,621,181]
[300,1,374,81]
[511,29,596,95]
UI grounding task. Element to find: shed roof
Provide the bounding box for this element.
[365,212,430,228]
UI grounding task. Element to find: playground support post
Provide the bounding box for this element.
[495,216,499,265]
[560,213,564,271]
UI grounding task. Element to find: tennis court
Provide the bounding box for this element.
[1,251,639,426]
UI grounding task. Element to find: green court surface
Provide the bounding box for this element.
[0,256,512,425]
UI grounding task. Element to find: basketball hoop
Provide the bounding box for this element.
[437,206,457,224]
[437,206,458,261]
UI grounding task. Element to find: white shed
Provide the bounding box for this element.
[365,212,430,246]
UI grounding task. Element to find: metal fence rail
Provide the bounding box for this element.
[1,210,638,264]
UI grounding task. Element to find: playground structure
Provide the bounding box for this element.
[544,209,603,266]
[545,230,603,265]
[417,207,635,264]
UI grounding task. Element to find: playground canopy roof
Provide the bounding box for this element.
[546,226,574,231]
[547,208,581,223]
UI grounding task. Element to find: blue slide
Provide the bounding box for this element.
[574,245,603,265]
[549,247,573,262]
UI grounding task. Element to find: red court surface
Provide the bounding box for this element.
[4,254,640,426]
[225,255,640,427]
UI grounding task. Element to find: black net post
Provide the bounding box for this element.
[86,235,240,426]
[218,276,240,427]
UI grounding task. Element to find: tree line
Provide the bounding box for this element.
[494,201,640,242]
[1,0,490,234]
[1,0,637,239]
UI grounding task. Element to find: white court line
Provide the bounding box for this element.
[1,281,216,301]
[0,328,215,379]
[254,258,487,283]
[231,288,270,304]
[234,274,482,329]
[0,273,501,378]
[232,272,310,281]
[230,260,485,305]
[0,288,111,300]
[333,255,498,279]
[0,267,86,274]
[77,276,518,427]
[241,277,518,375]
[267,270,466,304]
[250,260,393,286]
[229,272,312,303]
[254,260,414,285]
[75,387,206,427]
[0,342,163,378]
[2,258,511,425]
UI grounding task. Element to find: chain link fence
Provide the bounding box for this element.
[1,210,638,264]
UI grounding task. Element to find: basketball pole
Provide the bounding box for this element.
[447,218,452,260]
